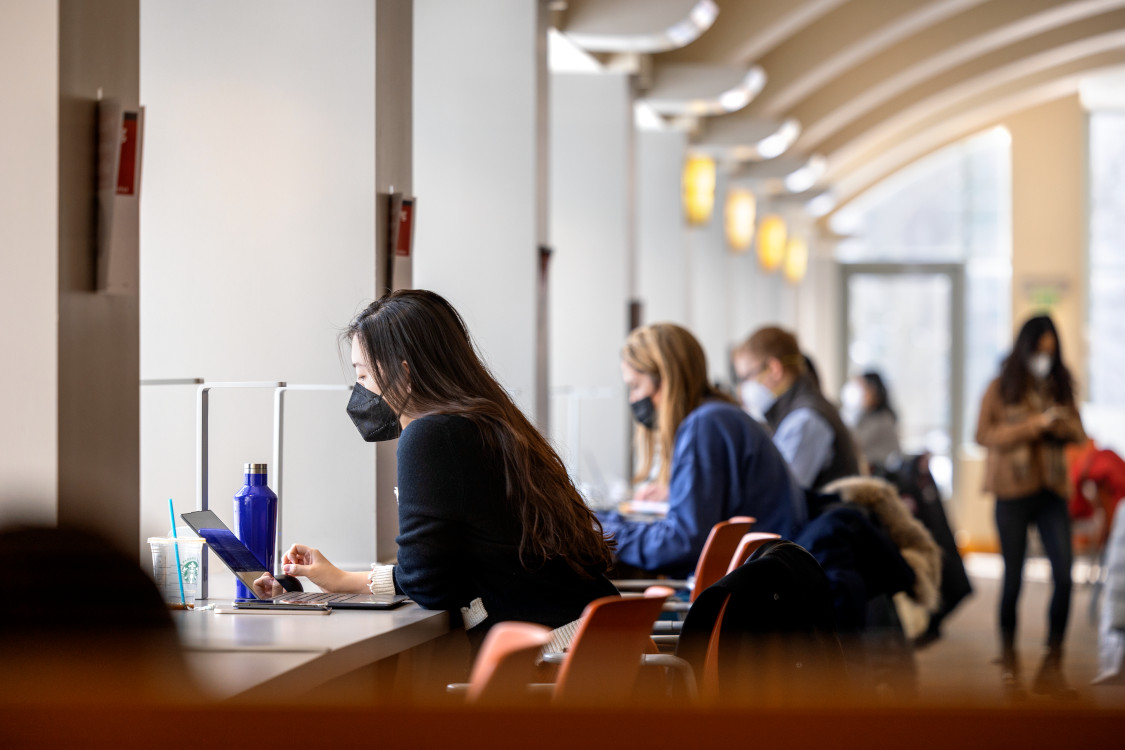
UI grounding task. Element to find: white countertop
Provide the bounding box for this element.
[173,601,450,700]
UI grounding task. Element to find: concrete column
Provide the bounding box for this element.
[413,0,549,420]
[1007,95,1088,391]
[56,0,141,555]
[549,71,633,489]
[374,0,412,561]
[636,130,690,327]
[797,245,843,395]
[687,171,734,385]
[0,0,60,526]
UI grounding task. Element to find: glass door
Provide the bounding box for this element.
[841,264,964,498]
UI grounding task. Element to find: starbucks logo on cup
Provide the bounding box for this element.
[181,559,200,585]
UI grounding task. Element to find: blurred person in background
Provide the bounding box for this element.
[733,327,860,490]
[596,323,806,577]
[843,370,902,474]
[976,314,1085,697]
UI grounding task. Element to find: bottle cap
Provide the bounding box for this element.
[244,463,268,474]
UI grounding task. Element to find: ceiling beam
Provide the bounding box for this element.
[793,0,1125,153]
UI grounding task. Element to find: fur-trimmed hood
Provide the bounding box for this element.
[823,476,942,612]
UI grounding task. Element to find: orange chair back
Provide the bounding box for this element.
[690,516,755,601]
[553,587,673,707]
[726,532,783,574]
[700,596,731,700]
[465,622,553,706]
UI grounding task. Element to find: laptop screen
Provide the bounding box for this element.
[196,527,267,573]
[180,510,269,597]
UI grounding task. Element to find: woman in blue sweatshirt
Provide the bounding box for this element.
[596,323,807,577]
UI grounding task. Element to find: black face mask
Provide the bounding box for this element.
[630,396,656,430]
[346,383,402,442]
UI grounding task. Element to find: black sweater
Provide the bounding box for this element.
[390,413,618,632]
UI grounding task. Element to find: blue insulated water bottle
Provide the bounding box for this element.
[233,462,278,600]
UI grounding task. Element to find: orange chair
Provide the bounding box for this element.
[462,621,553,706]
[454,587,695,706]
[614,516,756,603]
[549,585,682,706]
[688,516,758,600]
[726,532,783,574]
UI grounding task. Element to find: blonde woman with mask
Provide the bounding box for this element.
[596,324,806,577]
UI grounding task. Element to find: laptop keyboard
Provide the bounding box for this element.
[275,592,358,603]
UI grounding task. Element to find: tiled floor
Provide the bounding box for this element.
[912,552,1125,707]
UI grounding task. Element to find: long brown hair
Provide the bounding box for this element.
[346,289,613,575]
[735,326,807,376]
[623,323,734,486]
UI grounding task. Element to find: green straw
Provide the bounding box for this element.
[168,498,186,605]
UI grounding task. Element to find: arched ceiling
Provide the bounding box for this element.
[556,0,1125,221]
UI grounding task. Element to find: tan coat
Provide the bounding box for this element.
[975,377,1085,500]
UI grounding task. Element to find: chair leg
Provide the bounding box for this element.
[641,653,698,701]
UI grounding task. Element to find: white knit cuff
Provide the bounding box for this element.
[368,563,396,596]
[460,597,489,630]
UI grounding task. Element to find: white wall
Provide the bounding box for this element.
[139,0,377,583]
[724,200,806,389]
[0,0,59,524]
[636,130,689,327]
[797,246,843,395]
[687,172,737,386]
[548,71,633,492]
[413,0,545,417]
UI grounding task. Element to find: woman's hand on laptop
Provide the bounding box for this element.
[279,543,370,594]
[252,573,285,599]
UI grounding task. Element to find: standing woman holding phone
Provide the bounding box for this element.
[976,315,1085,696]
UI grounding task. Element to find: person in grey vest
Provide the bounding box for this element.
[733,326,860,490]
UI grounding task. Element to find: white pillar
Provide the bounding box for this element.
[688,172,734,385]
[413,0,549,419]
[373,0,413,562]
[636,130,690,327]
[548,71,633,488]
[0,0,59,526]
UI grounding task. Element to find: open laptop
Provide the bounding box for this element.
[180,509,408,610]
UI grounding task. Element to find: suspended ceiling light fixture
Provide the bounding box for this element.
[671,0,721,46]
[683,153,717,225]
[565,0,718,54]
[547,28,603,73]
[716,67,766,111]
[644,65,767,118]
[741,119,802,161]
[784,236,809,284]
[634,101,667,131]
[806,191,837,218]
[725,188,756,252]
[757,214,787,271]
[783,155,827,193]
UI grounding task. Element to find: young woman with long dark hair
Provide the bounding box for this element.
[255,290,617,639]
[976,314,1085,695]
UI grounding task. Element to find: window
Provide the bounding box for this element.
[1088,112,1125,407]
[832,127,1013,450]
